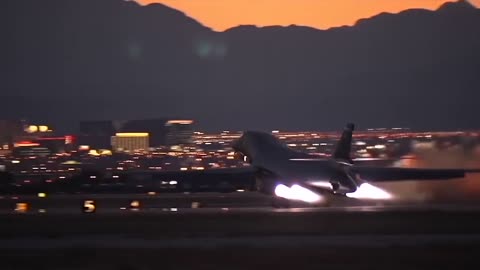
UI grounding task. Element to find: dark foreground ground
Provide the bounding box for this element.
[3,245,480,270]
[2,193,480,269]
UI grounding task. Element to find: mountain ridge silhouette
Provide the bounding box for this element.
[1,0,479,132]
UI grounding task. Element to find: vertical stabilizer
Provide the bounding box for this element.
[333,123,354,162]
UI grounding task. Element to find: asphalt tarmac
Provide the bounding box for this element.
[0,192,272,213]
[2,192,480,269]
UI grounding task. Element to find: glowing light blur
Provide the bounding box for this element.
[115,133,149,137]
[274,184,293,199]
[291,185,322,203]
[191,202,201,208]
[15,203,28,213]
[26,125,38,133]
[274,184,322,203]
[308,181,333,189]
[82,200,96,213]
[166,120,193,125]
[346,183,392,200]
[130,200,140,208]
[39,125,49,132]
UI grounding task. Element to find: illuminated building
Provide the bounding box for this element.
[81,119,172,148]
[119,118,169,147]
[24,124,53,134]
[80,118,192,148]
[111,133,149,152]
[12,144,51,157]
[165,120,194,145]
[10,135,75,156]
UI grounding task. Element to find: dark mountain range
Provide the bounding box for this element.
[1,0,479,132]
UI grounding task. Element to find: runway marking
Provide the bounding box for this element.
[3,203,480,215]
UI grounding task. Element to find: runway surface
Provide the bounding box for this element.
[2,192,480,269]
[2,192,480,238]
[2,191,480,211]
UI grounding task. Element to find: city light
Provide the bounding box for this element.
[166,120,193,125]
[15,203,28,213]
[25,125,51,133]
[79,145,90,150]
[26,125,38,133]
[130,200,140,208]
[115,133,149,137]
[14,141,40,147]
[88,150,100,156]
[1,119,477,205]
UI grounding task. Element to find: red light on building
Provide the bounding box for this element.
[35,135,75,144]
[36,137,66,141]
[14,141,40,147]
[65,135,74,144]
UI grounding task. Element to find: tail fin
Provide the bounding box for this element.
[333,123,354,162]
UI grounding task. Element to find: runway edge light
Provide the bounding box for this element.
[15,203,28,213]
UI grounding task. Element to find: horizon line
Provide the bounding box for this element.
[134,0,479,32]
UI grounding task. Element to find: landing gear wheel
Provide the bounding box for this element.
[271,197,291,208]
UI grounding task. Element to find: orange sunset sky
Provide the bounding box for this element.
[136,0,479,31]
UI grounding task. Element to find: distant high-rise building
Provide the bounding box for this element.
[111,133,149,153]
[119,118,168,147]
[12,145,51,157]
[80,118,193,148]
[165,120,194,145]
[79,121,116,149]
[34,135,76,154]
[0,120,25,149]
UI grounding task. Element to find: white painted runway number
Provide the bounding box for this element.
[83,200,96,213]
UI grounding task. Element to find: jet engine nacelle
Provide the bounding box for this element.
[254,177,278,195]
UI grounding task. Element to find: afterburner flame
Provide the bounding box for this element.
[346,183,393,200]
[274,184,322,203]
[274,184,293,200]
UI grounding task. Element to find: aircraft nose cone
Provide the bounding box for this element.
[231,133,248,155]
